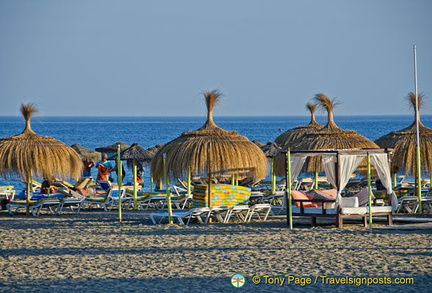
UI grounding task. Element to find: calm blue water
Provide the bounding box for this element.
[1,115,431,191]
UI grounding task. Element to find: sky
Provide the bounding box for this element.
[1,0,432,117]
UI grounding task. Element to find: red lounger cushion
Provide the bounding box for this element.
[291,190,319,208]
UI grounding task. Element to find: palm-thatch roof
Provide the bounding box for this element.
[0,104,82,213]
[95,142,130,153]
[151,90,268,183]
[274,103,324,149]
[0,104,82,180]
[375,93,432,175]
[252,140,265,148]
[71,143,101,161]
[274,94,379,176]
[147,144,164,155]
[261,141,281,157]
[108,143,154,162]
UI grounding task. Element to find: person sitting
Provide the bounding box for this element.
[96,153,115,181]
[41,178,58,195]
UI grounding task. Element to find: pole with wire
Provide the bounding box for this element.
[413,44,422,213]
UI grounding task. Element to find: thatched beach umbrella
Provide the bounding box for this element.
[274,103,324,149]
[375,93,432,176]
[274,94,379,177]
[95,142,130,153]
[151,90,268,206]
[252,140,266,148]
[0,104,82,213]
[109,143,154,209]
[147,144,164,156]
[71,143,101,161]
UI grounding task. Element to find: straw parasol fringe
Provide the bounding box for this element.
[151,90,268,184]
[274,102,324,148]
[375,93,432,175]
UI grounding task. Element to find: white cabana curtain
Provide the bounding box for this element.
[370,153,398,211]
[290,156,307,183]
[338,155,365,192]
[322,155,336,187]
[322,154,364,192]
[322,154,364,205]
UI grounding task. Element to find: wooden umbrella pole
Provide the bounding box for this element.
[187,167,191,195]
[271,157,276,194]
[163,153,173,224]
[286,150,293,230]
[367,152,373,230]
[117,145,123,222]
[26,171,32,216]
[207,147,212,209]
[133,160,138,210]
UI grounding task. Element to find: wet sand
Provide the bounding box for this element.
[0,210,431,292]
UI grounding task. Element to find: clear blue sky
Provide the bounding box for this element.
[1,0,431,117]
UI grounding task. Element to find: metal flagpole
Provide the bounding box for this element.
[286,150,293,230]
[117,145,123,222]
[414,44,423,213]
[367,152,373,230]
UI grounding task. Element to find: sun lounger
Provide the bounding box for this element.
[149,207,212,225]
[58,198,83,214]
[245,203,272,222]
[7,198,61,216]
[80,188,113,211]
[133,194,169,210]
[105,188,128,211]
[223,205,250,223]
[0,185,16,200]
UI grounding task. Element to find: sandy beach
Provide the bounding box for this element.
[0,210,431,293]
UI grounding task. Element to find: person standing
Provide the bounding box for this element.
[82,158,95,177]
[95,153,114,181]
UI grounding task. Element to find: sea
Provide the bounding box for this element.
[1,115,431,192]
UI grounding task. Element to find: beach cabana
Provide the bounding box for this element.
[0,104,82,214]
[151,90,268,209]
[275,94,379,186]
[274,103,323,149]
[284,148,397,229]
